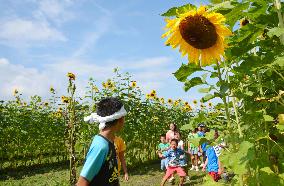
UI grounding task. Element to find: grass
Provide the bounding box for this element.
[0,161,206,186]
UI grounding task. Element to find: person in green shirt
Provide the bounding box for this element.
[188,128,199,171]
[157,134,170,171]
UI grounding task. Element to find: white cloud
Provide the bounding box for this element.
[0,56,174,100]
[34,0,75,25]
[0,18,66,46]
[72,16,112,58]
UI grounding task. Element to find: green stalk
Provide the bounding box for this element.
[275,0,284,44]
[224,61,243,138]
[257,73,270,155]
[216,62,231,129]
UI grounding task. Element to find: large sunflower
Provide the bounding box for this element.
[162,6,232,66]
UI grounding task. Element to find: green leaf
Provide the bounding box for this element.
[220,84,229,96]
[267,27,284,37]
[271,57,284,67]
[244,91,254,96]
[208,1,234,12]
[161,4,195,17]
[263,115,274,122]
[173,63,202,82]
[276,125,284,131]
[184,77,204,92]
[201,94,215,103]
[198,87,211,93]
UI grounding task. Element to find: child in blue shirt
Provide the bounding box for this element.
[202,141,226,182]
[160,139,187,186]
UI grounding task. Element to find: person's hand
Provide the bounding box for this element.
[124,172,129,181]
[202,166,206,172]
[218,168,222,175]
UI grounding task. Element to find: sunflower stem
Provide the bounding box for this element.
[275,0,284,44]
[216,62,231,129]
[224,61,243,138]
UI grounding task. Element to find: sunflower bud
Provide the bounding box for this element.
[278,114,284,125]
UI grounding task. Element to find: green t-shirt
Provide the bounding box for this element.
[188,133,199,148]
[158,143,170,156]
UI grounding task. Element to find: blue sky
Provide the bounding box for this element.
[0,0,213,104]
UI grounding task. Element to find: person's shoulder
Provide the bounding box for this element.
[91,135,109,149]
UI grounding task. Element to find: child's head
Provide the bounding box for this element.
[169,123,177,131]
[160,134,166,143]
[170,139,179,150]
[96,97,126,131]
[192,128,198,133]
[198,123,205,131]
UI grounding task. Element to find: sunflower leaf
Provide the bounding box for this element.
[201,94,216,102]
[263,115,274,122]
[184,77,204,92]
[267,27,284,38]
[174,63,202,82]
[271,57,284,67]
[161,4,195,17]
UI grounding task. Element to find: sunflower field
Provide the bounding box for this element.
[0,69,197,182]
[1,0,284,186]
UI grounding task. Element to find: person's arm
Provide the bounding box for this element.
[202,157,208,171]
[118,151,129,181]
[165,131,170,142]
[77,140,108,186]
[77,177,89,186]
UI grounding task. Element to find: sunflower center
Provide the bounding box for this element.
[179,15,217,49]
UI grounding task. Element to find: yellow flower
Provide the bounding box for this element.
[160,98,165,104]
[67,72,75,80]
[146,94,150,99]
[193,100,198,104]
[44,102,49,106]
[102,82,107,88]
[50,87,55,93]
[184,101,189,106]
[130,81,137,88]
[23,102,27,106]
[55,112,62,118]
[208,102,212,107]
[200,104,205,108]
[240,18,249,27]
[168,99,173,104]
[93,86,99,92]
[150,92,156,99]
[58,107,63,112]
[184,105,192,112]
[13,89,18,96]
[162,6,232,66]
[61,96,69,103]
[153,117,159,122]
[174,100,179,106]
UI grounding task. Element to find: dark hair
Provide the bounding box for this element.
[193,128,198,133]
[96,97,123,127]
[170,123,178,132]
[170,138,178,144]
[160,134,166,138]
